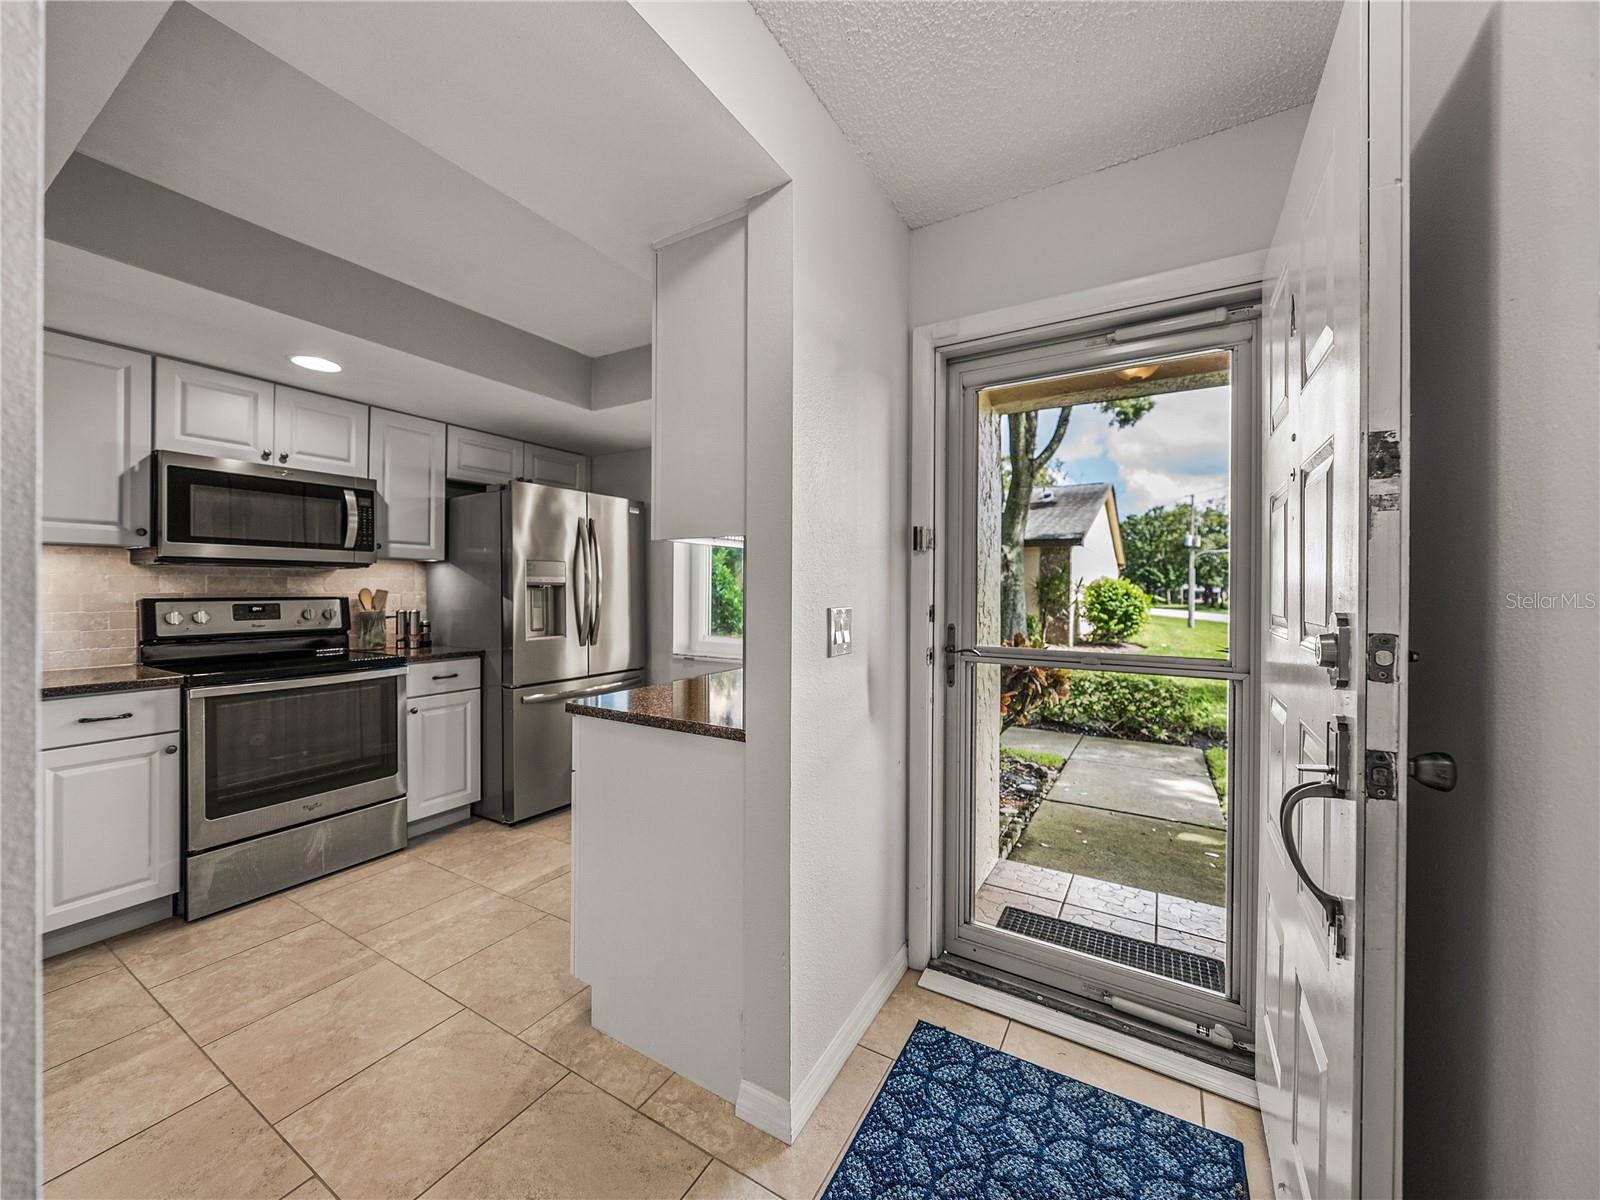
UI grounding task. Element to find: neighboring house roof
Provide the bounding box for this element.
[1024,483,1125,566]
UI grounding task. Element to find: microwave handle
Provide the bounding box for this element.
[343,489,359,550]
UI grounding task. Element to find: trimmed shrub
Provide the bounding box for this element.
[1044,671,1191,742]
[1080,576,1151,643]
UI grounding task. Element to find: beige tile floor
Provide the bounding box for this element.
[42,812,1270,1199]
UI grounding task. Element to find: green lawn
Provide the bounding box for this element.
[1130,613,1228,660]
[1205,746,1228,810]
[1001,746,1066,770]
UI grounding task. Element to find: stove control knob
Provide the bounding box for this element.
[321,608,336,621]
[162,611,184,627]
[191,610,211,626]
[302,608,317,621]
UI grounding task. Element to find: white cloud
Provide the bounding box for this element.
[1052,386,1231,513]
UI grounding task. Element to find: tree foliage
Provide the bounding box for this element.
[1119,502,1229,603]
[710,546,744,637]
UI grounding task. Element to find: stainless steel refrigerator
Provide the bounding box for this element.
[428,482,646,823]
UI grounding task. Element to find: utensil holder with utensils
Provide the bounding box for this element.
[353,586,390,650]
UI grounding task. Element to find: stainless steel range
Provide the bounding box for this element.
[138,597,408,919]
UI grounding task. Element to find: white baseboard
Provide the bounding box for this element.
[43,896,174,959]
[736,943,908,1143]
[733,1079,792,1143]
[918,969,1260,1109]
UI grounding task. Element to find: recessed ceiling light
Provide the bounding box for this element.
[289,355,342,373]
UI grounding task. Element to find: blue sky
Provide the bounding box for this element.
[1002,385,1231,516]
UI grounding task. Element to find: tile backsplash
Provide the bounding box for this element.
[40,546,428,672]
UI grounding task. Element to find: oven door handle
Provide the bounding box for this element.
[343,488,359,550]
[187,665,407,699]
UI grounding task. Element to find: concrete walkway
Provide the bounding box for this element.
[1003,730,1223,828]
[1000,727,1227,905]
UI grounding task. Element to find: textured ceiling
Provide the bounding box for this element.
[750,0,1340,228]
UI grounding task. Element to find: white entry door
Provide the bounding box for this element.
[1256,3,1409,1197]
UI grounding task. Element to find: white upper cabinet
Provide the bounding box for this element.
[273,386,370,474]
[653,217,746,540]
[524,441,589,491]
[370,409,447,560]
[446,426,524,486]
[42,332,153,547]
[154,358,275,462]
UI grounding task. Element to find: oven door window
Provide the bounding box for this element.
[168,465,351,551]
[202,676,399,819]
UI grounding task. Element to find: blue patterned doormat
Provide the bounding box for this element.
[823,1022,1248,1200]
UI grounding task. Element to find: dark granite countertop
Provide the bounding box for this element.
[41,665,182,700]
[42,646,479,698]
[386,645,483,664]
[567,668,745,742]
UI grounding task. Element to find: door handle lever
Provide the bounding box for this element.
[1409,751,1457,791]
[1280,778,1348,955]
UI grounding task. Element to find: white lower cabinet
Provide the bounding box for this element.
[40,729,181,933]
[407,681,480,822]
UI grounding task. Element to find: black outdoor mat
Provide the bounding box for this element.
[997,905,1225,992]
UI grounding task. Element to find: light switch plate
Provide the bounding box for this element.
[827,607,853,657]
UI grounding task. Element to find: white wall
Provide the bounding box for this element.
[1406,4,1600,1197]
[1074,511,1121,593]
[589,447,650,500]
[635,1,911,1110]
[908,106,1308,328]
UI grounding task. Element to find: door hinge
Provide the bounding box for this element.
[1366,632,1399,683]
[1365,749,1399,800]
[944,623,957,687]
[912,525,936,553]
[924,646,935,666]
[927,604,935,622]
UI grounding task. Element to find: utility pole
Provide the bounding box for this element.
[1183,493,1200,628]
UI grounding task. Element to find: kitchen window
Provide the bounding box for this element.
[675,539,744,660]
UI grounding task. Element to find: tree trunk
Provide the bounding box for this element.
[999,408,1072,642]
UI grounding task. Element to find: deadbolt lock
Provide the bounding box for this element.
[1314,613,1353,688]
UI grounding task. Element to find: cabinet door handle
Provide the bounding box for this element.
[409,706,419,714]
[260,449,272,460]
[279,452,289,463]
[77,712,133,724]
[164,745,178,754]
[432,672,459,681]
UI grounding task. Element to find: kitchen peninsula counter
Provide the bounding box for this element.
[568,667,744,1102]
[565,668,744,741]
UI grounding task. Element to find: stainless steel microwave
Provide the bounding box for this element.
[134,451,378,567]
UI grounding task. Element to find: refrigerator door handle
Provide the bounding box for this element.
[588,517,603,647]
[573,519,589,646]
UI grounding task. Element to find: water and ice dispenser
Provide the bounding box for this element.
[525,560,566,638]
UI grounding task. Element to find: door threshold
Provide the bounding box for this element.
[922,956,1258,1108]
